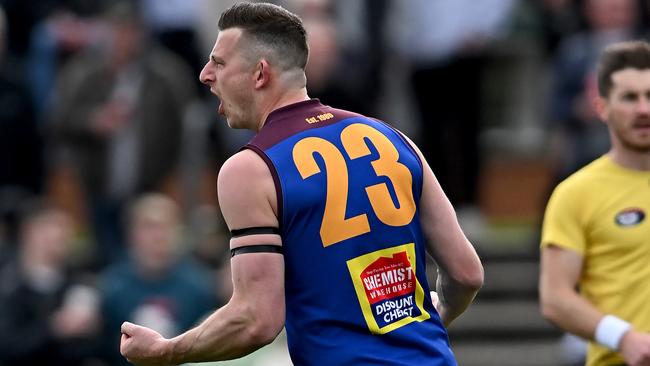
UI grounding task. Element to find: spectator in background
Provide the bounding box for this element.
[0,5,44,248]
[0,0,62,60]
[283,0,385,116]
[25,1,105,124]
[50,0,197,268]
[299,4,370,115]
[535,0,583,56]
[548,0,641,180]
[99,193,216,366]
[0,200,101,366]
[140,0,204,93]
[388,0,515,221]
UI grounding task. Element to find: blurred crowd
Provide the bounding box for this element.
[0,0,648,365]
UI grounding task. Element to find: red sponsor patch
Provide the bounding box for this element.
[360,252,414,304]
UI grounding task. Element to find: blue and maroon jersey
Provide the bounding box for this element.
[244,99,456,366]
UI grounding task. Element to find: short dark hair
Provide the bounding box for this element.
[218,2,308,71]
[18,198,67,230]
[597,40,650,97]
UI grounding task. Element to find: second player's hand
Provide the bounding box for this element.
[120,322,173,366]
[620,330,650,366]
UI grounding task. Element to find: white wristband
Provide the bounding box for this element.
[594,315,631,350]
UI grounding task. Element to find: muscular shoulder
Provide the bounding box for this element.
[217,149,278,230]
[218,149,270,183]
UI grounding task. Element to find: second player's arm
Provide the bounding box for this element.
[539,245,602,339]
[539,245,650,362]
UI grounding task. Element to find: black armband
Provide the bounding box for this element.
[230,245,284,257]
[230,226,280,238]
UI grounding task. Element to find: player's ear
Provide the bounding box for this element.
[594,94,609,123]
[585,76,608,123]
[254,59,271,89]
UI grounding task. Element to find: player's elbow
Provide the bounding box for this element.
[243,304,285,348]
[246,318,283,347]
[539,298,560,325]
[539,285,564,325]
[450,262,484,293]
[465,265,484,292]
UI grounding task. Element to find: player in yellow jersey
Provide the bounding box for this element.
[540,40,650,366]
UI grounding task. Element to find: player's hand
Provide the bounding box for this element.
[120,322,172,366]
[430,290,440,310]
[430,290,449,327]
[619,330,650,366]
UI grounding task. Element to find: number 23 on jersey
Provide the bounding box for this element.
[292,123,416,247]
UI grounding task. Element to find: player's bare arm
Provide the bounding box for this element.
[539,245,602,337]
[540,245,650,364]
[401,134,483,326]
[120,149,285,365]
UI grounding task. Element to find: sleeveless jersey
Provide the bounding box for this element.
[245,99,456,366]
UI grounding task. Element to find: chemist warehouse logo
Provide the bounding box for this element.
[347,243,430,334]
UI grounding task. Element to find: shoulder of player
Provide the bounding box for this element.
[217,150,274,196]
[218,149,270,181]
[382,126,428,173]
[554,158,608,194]
[548,160,612,210]
[392,128,419,152]
[217,149,279,230]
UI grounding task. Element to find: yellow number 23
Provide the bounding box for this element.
[292,123,416,247]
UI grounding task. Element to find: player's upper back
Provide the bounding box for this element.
[244,99,423,240]
[241,100,455,365]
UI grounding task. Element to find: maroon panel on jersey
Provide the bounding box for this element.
[248,99,361,151]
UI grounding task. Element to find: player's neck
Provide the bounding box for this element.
[255,87,309,132]
[608,148,650,171]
